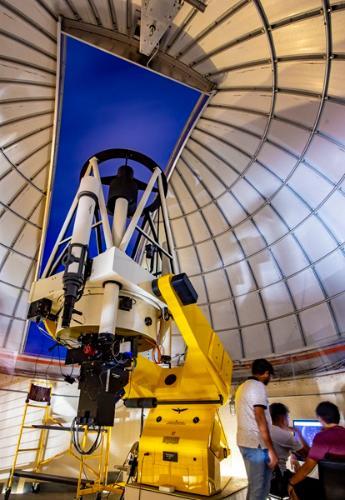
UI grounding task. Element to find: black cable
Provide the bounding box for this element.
[44,353,55,381]
[105,468,123,499]
[106,442,138,498]
[71,418,102,455]
[140,408,145,437]
[32,323,55,380]
[57,344,66,378]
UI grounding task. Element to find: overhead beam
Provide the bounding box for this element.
[62,17,214,93]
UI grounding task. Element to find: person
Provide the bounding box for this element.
[288,401,345,500]
[269,403,309,497]
[235,358,278,500]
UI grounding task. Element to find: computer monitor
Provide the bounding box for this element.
[293,419,322,447]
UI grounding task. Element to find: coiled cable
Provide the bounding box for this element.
[71,417,102,455]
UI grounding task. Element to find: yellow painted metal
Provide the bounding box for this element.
[44,318,57,338]
[126,274,233,496]
[6,383,57,491]
[157,274,232,401]
[75,426,125,498]
[7,403,29,490]
[6,384,121,499]
[29,273,232,496]
[137,405,227,495]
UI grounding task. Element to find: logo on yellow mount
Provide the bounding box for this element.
[172,408,188,413]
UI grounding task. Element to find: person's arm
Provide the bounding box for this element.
[288,456,317,498]
[254,406,278,469]
[289,457,317,485]
[289,427,310,457]
[291,431,328,485]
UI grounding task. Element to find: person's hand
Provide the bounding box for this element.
[268,448,278,470]
[290,454,300,472]
[288,483,298,499]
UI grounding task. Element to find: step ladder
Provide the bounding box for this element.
[4,382,60,499]
[4,382,124,499]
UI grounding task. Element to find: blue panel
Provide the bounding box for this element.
[25,322,67,360]
[24,35,201,356]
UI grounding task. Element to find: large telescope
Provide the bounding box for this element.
[27,149,232,496]
[28,149,172,425]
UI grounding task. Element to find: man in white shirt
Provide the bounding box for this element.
[235,358,278,500]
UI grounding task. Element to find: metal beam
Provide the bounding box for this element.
[0,149,46,194]
[87,0,102,26]
[184,0,207,13]
[62,17,214,93]
[165,7,197,52]
[169,179,215,331]
[176,0,250,59]
[214,289,345,333]
[0,110,53,129]
[0,0,57,42]
[63,0,81,21]
[192,27,264,69]
[0,54,56,76]
[1,124,53,150]
[0,78,55,88]
[181,146,303,350]
[193,242,344,301]
[35,0,58,21]
[0,28,56,60]
[180,145,307,345]
[107,0,118,30]
[0,97,55,105]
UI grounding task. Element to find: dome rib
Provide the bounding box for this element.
[1,0,344,372]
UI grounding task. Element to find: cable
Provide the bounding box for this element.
[105,468,123,499]
[32,328,50,380]
[57,344,69,379]
[170,351,186,366]
[71,417,102,455]
[37,323,76,382]
[125,355,138,399]
[152,343,162,364]
[44,353,55,381]
[140,408,145,437]
[146,43,159,67]
[106,442,138,498]
[37,322,79,349]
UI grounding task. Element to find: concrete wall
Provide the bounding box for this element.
[0,370,344,486]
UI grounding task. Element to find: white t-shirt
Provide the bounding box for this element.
[271,425,302,471]
[235,378,272,448]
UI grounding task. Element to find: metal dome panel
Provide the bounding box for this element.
[0,0,344,376]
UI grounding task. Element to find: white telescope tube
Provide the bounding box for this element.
[99,196,128,334]
[112,197,128,248]
[61,175,100,328]
[69,176,100,273]
[99,280,121,335]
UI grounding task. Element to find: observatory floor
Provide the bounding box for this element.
[3,477,247,499]
[6,494,122,499]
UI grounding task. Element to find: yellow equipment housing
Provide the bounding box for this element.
[125,274,232,496]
